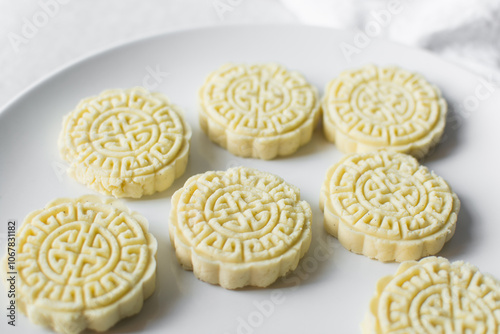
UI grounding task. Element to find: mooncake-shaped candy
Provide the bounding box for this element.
[198,63,320,159]
[363,257,500,333]
[58,87,191,198]
[320,151,460,262]
[322,65,447,158]
[169,166,312,289]
[3,195,157,334]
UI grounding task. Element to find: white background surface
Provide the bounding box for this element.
[1,0,500,110]
[1,2,500,334]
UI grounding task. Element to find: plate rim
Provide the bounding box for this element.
[0,23,483,116]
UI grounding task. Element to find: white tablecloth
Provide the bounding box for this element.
[1,0,499,109]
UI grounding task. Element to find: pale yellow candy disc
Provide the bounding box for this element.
[169,166,312,289]
[363,257,500,333]
[322,65,447,158]
[320,151,460,262]
[2,195,157,334]
[198,63,320,160]
[58,87,192,198]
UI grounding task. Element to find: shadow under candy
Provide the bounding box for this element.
[437,192,474,259]
[422,96,462,163]
[104,232,181,333]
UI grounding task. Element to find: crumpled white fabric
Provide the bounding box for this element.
[281,0,500,79]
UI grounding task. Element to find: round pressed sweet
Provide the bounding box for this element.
[4,195,157,334]
[320,151,460,262]
[169,166,312,289]
[322,65,447,158]
[198,63,321,159]
[58,87,191,198]
[363,257,500,333]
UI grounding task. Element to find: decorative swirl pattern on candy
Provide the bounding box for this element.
[169,166,312,289]
[58,87,191,198]
[322,65,447,158]
[198,63,320,159]
[3,195,157,334]
[363,257,500,333]
[320,151,460,262]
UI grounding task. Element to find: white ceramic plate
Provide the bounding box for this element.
[1,25,500,333]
